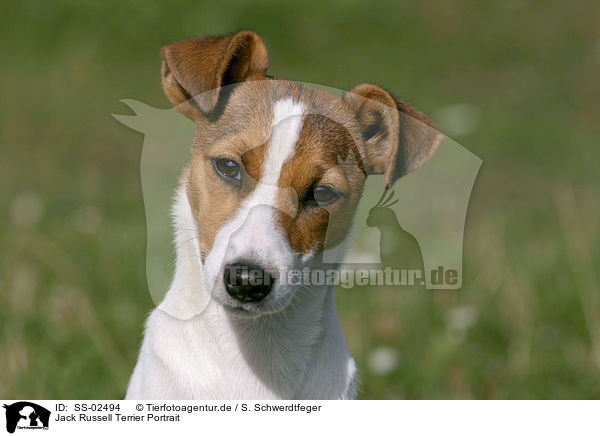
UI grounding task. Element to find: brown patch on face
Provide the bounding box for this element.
[241,143,267,183]
[273,98,368,256]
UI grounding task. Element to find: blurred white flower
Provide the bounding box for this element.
[11,192,44,228]
[447,305,479,331]
[434,103,482,137]
[368,346,400,375]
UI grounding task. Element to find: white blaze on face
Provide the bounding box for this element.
[203,98,306,292]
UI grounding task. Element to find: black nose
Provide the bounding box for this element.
[223,263,275,303]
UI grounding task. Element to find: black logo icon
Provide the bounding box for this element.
[3,402,50,434]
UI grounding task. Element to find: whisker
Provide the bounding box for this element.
[178,235,200,248]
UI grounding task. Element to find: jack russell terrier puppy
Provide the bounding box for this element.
[126,31,441,399]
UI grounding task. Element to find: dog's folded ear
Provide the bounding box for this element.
[344,83,443,188]
[160,31,269,119]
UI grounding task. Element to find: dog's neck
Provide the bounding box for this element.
[153,187,349,398]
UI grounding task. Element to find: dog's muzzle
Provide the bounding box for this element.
[223,263,275,303]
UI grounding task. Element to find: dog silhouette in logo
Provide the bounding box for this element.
[366,190,424,280]
[3,402,50,434]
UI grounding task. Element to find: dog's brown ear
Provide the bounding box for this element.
[344,83,442,188]
[160,31,269,119]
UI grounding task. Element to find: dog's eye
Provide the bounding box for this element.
[310,185,341,207]
[213,158,241,184]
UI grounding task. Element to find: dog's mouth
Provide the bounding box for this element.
[222,303,267,319]
[208,272,296,318]
[216,294,294,318]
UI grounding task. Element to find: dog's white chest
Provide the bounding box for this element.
[126,298,356,400]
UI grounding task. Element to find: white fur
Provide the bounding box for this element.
[126,99,356,399]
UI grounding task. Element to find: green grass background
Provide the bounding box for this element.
[1,0,599,399]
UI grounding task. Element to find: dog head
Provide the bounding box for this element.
[161,31,441,316]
